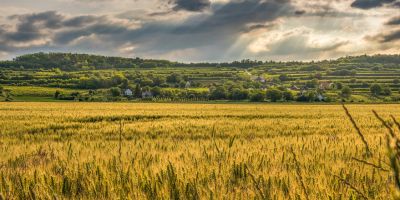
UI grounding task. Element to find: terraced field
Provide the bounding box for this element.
[0,103,399,199]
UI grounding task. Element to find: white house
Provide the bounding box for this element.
[185,81,191,88]
[124,89,133,96]
[317,94,325,101]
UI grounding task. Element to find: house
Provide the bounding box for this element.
[290,85,300,90]
[317,94,325,101]
[319,81,334,90]
[124,89,133,96]
[142,91,153,98]
[185,81,191,88]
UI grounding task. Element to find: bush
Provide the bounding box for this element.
[266,89,282,102]
[383,86,392,96]
[370,84,382,96]
[283,91,294,101]
[231,88,248,100]
[210,86,227,100]
[250,91,264,102]
[341,86,352,98]
[54,90,61,99]
[109,87,121,97]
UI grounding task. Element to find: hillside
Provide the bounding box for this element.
[0,53,399,102]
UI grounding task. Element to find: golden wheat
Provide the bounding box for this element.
[0,103,398,199]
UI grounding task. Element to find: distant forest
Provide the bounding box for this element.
[1,52,399,70]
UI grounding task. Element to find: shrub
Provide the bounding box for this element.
[266,89,282,102]
[250,91,264,102]
[341,86,352,98]
[370,84,382,96]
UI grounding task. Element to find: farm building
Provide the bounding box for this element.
[124,89,133,96]
[185,81,191,88]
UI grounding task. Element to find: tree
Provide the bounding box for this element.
[134,84,142,98]
[266,89,282,102]
[231,88,248,100]
[307,91,317,102]
[341,86,352,98]
[109,87,121,97]
[141,78,153,87]
[279,74,289,82]
[210,86,227,100]
[250,91,264,102]
[282,91,294,101]
[166,73,182,83]
[336,82,343,90]
[120,79,129,88]
[383,86,392,96]
[151,86,161,97]
[153,76,166,86]
[54,90,61,99]
[305,79,318,88]
[370,84,382,96]
[0,85,3,95]
[111,74,125,86]
[314,73,323,79]
[394,79,400,85]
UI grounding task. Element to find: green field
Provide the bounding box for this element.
[1,53,400,103]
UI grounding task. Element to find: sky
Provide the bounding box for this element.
[0,0,399,62]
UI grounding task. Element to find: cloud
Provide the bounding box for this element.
[248,27,349,60]
[171,0,211,12]
[380,29,400,42]
[350,0,397,9]
[366,29,400,43]
[386,16,400,25]
[118,0,295,59]
[0,11,140,54]
[5,11,63,42]
[0,0,399,62]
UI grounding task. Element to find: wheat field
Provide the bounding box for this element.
[0,103,399,199]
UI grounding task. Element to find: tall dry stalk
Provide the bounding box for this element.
[290,147,309,200]
[331,173,368,199]
[373,111,400,194]
[119,119,123,164]
[342,104,372,157]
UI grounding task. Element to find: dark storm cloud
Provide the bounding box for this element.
[367,29,400,43]
[5,11,63,42]
[381,30,400,42]
[243,23,277,33]
[0,0,300,61]
[3,0,392,61]
[2,11,106,43]
[350,0,396,9]
[114,0,294,56]
[386,16,400,25]
[171,0,211,12]
[54,23,129,44]
[173,0,293,34]
[63,15,100,27]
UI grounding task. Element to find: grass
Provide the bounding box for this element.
[0,103,398,199]
[4,86,84,97]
